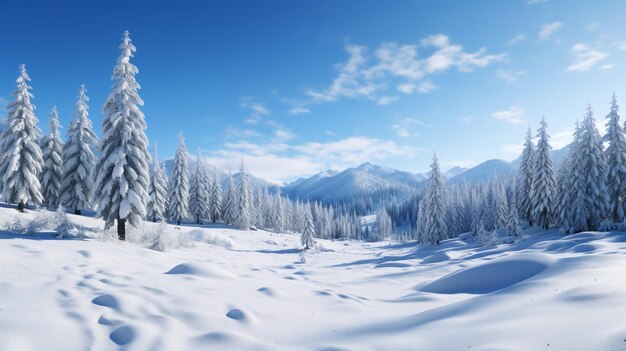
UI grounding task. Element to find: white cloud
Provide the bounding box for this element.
[288,107,310,115]
[377,96,399,105]
[241,99,271,124]
[566,43,609,72]
[492,106,525,124]
[599,63,615,70]
[391,118,431,138]
[505,34,526,47]
[306,34,503,104]
[397,83,416,94]
[496,69,525,82]
[539,22,563,40]
[417,81,437,94]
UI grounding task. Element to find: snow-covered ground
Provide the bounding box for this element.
[1,206,625,351]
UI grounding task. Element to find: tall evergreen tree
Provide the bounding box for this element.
[209,171,222,222]
[146,142,168,222]
[189,154,210,224]
[516,126,535,225]
[506,192,522,236]
[168,133,189,225]
[530,118,556,229]
[93,31,150,240]
[60,85,98,215]
[603,93,626,222]
[419,152,448,245]
[235,160,252,229]
[571,105,608,231]
[40,106,64,208]
[301,203,316,250]
[0,65,44,212]
[222,172,236,225]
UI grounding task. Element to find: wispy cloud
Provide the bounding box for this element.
[288,107,310,115]
[566,43,609,72]
[240,99,271,124]
[377,96,399,105]
[417,81,437,94]
[391,118,432,137]
[496,68,525,82]
[505,34,526,47]
[306,34,503,105]
[492,106,524,124]
[539,22,563,40]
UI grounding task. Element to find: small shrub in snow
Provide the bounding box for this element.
[598,220,626,232]
[54,206,79,238]
[5,219,27,235]
[476,222,500,247]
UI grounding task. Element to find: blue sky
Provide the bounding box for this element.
[1,0,626,183]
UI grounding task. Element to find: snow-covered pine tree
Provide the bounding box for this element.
[93,31,151,240]
[530,118,556,230]
[168,133,189,225]
[222,172,236,225]
[571,105,608,231]
[555,144,575,233]
[272,194,285,233]
[603,93,626,222]
[419,152,448,245]
[60,85,98,215]
[0,65,44,212]
[377,207,393,239]
[40,106,64,208]
[235,160,252,229]
[516,126,535,225]
[506,192,522,236]
[209,171,222,222]
[146,142,168,222]
[301,203,316,250]
[189,154,210,224]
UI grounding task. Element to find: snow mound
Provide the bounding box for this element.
[420,254,552,294]
[164,262,236,278]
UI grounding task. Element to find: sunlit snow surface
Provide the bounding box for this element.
[1,206,625,350]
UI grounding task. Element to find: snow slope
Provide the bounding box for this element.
[1,206,625,350]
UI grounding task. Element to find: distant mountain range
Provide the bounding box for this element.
[163,144,569,206]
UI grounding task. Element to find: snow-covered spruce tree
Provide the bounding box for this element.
[146,142,168,222]
[419,153,448,245]
[516,126,535,225]
[603,94,626,222]
[555,144,575,233]
[168,133,189,225]
[93,31,151,240]
[209,171,222,222]
[301,203,316,250]
[60,85,98,215]
[222,172,236,225]
[235,160,252,229]
[0,65,44,212]
[40,106,64,208]
[571,105,608,232]
[530,118,556,230]
[189,154,210,224]
[377,207,393,239]
[506,192,522,236]
[272,194,285,233]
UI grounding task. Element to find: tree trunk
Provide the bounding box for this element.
[17,201,24,212]
[74,208,81,215]
[117,217,126,241]
[177,219,181,226]
[196,215,200,224]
